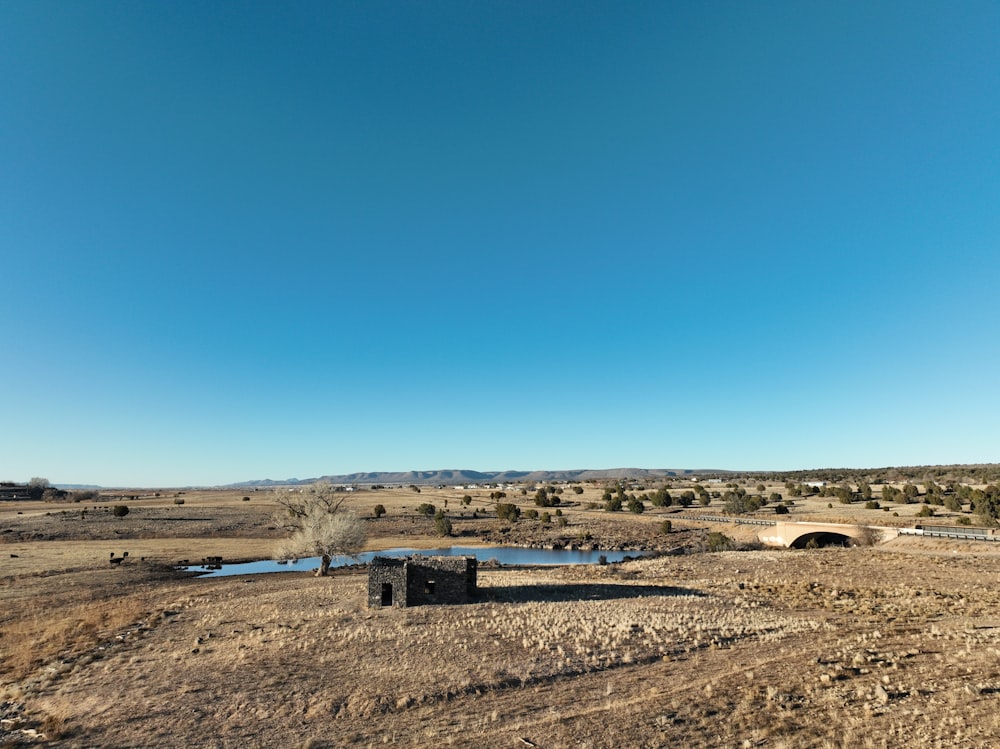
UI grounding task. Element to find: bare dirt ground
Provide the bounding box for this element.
[3,486,1000,747]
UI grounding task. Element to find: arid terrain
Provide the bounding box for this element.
[3,482,1000,747]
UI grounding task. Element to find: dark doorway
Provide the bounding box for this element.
[424,580,436,595]
[381,583,393,606]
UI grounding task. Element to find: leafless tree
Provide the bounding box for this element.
[273,482,366,575]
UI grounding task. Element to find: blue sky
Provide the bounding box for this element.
[2,1,998,486]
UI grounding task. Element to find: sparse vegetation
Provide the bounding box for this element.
[5,468,1000,747]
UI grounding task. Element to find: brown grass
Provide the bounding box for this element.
[4,485,1000,747]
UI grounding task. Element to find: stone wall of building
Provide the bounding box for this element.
[368,557,408,608]
[368,555,477,608]
[406,556,477,607]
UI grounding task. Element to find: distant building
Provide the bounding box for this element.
[368,555,477,608]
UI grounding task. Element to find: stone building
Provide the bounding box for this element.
[368,555,477,608]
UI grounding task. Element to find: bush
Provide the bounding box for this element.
[373,504,386,518]
[864,500,880,510]
[433,511,452,537]
[540,512,551,524]
[242,496,251,502]
[957,515,972,525]
[496,503,520,522]
[916,505,935,518]
[706,532,732,552]
[605,496,622,512]
[724,491,762,515]
[774,504,789,515]
[524,508,539,520]
[627,497,645,514]
[416,503,436,516]
[462,495,472,505]
[173,498,185,505]
[650,488,671,507]
[557,516,568,527]
[112,505,129,517]
[660,519,672,534]
[572,486,584,494]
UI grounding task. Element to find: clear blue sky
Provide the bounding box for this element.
[2,1,998,486]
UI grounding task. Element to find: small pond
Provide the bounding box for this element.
[182,546,649,577]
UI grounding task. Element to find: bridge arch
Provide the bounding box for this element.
[788,531,856,549]
[758,521,890,548]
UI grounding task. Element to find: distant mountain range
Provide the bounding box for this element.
[224,468,735,488]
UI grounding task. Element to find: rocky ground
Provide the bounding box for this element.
[4,487,1000,747]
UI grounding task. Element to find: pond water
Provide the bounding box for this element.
[182,546,648,577]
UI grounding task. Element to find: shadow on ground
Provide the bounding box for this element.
[478,582,703,603]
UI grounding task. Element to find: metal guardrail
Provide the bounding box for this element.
[898,527,999,542]
[687,515,777,527]
[689,516,1000,543]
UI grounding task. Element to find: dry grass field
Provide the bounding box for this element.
[3,482,1000,747]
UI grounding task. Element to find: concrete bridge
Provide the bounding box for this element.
[757,521,898,548]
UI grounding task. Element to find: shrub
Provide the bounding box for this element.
[916,505,935,518]
[554,508,562,516]
[373,504,386,518]
[433,511,452,537]
[173,498,185,505]
[540,512,551,524]
[462,495,472,505]
[627,497,645,514]
[597,554,608,565]
[660,519,672,534]
[706,532,732,552]
[724,491,762,515]
[524,509,539,520]
[605,496,622,512]
[957,515,972,525]
[572,486,584,494]
[650,488,671,507]
[557,516,568,527]
[416,503,436,516]
[242,496,251,502]
[112,505,129,517]
[496,503,520,522]
[774,504,789,514]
